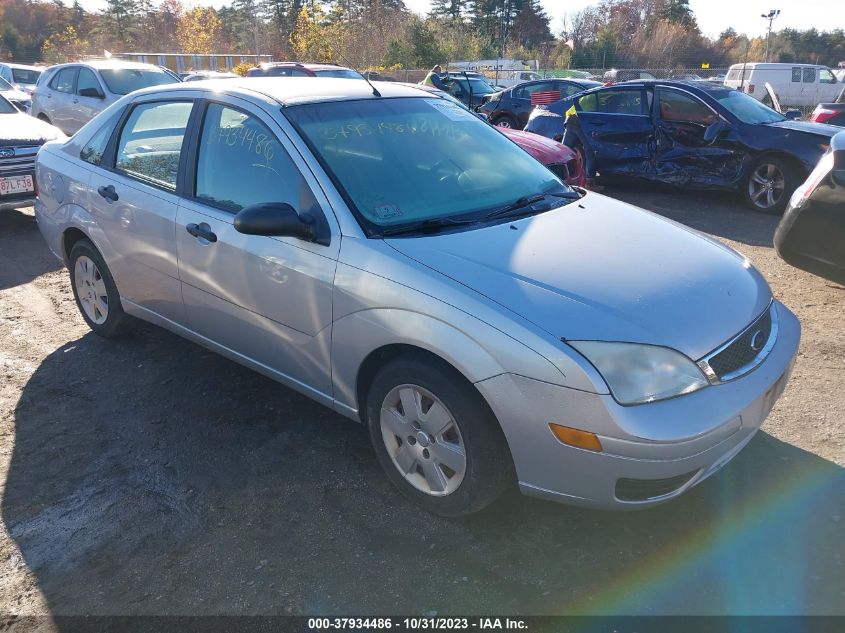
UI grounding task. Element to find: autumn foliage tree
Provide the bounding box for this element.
[41,26,89,64]
[177,7,224,54]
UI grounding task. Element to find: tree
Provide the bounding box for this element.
[41,25,88,63]
[176,7,223,55]
[289,5,334,62]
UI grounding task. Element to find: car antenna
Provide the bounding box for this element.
[312,33,381,97]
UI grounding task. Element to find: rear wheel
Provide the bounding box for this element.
[365,356,513,517]
[493,114,518,129]
[743,156,797,215]
[69,239,128,337]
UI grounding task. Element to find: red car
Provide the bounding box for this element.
[498,127,586,187]
[407,83,586,187]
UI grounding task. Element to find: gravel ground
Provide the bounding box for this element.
[1,185,843,620]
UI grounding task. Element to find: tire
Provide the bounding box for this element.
[68,238,128,337]
[743,156,798,215]
[365,356,513,517]
[493,114,518,129]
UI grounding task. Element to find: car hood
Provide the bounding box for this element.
[0,112,64,144]
[498,128,574,163]
[386,193,772,360]
[766,119,840,138]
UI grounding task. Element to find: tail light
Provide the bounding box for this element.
[746,84,755,94]
[603,81,614,86]
[811,108,837,124]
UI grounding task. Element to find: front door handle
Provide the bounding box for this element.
[97,184,118,202]
[186,222,217,243]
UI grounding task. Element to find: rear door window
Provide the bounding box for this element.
[114,101,193,190]
[792,67,802,82]
[50,67,78,94]
[803,68,817,83]
[579,88,649,115]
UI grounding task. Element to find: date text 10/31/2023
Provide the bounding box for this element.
[307,617,528,630]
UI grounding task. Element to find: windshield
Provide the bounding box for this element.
[11,68,40,85]
[714,89,785,124]
[98,68,179,95]
[0,95,17,114]
[285,97,569,235]
[315,69,362,79]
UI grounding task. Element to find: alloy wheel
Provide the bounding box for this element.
[495,119,513,128]
[748,162,786,210]
[74,255,109,325]
[379,384,466,497]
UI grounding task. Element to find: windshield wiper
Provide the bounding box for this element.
[380,215,479,237]
[485,190,581,221]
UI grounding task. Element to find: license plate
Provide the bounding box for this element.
[0,174,34,196]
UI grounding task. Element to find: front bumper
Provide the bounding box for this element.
[475,300,801,509]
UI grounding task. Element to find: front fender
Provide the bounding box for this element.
[330,308,564,418]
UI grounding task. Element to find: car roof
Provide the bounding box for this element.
[134,77,434,106]
[55,59,166,71]
[1,63,43,71]
[259,62,353,71]
[728,62,826,69]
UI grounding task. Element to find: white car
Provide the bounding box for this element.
[724,62,843,107]
[31,60,179,136]
[0,62,42,94]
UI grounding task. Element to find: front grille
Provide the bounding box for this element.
[0,146,39,175]
[616,471,698,502]
[707,307,773,380]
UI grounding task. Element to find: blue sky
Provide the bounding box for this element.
[73,0,839,39]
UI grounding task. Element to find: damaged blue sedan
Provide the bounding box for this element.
[526,80,840,214]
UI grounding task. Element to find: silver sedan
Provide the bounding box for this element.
[34,79,800,516]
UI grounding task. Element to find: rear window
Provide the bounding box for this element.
[99,68,179,95]
[12,68,40,84]
[578,88,649,115]
[314,69,362,79]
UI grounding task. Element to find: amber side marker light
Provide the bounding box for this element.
[549,423,603,452]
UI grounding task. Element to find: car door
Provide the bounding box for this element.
[653,87,745,187]
[70,67,107,134]
[175,99,339,396]
[45,66,78,133]
[87,98,195,324]
[569,86,655,177]
[818,68,841,102]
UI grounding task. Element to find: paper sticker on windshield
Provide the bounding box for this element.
[425,98,477,122]
[374,204,403,220]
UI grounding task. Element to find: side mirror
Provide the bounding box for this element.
[234,202,317,242]
[78,87,104,99]
[784,109,802,120]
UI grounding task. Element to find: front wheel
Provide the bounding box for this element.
[366,356,513,517]
[69,238,128,337]
[743,157,797,215]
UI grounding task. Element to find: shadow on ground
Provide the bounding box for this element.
[597,179,781,248]
[3,322,844,617]
[0,207,62,291]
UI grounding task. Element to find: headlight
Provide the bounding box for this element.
[568,341,709,405]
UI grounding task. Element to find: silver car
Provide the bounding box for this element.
[34,79,800,516]
[31,60,179,136]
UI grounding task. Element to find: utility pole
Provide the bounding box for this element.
[761,9,780,62]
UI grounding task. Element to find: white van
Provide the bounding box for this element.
[724,63,844,107]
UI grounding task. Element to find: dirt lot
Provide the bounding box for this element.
[1,185,844,619]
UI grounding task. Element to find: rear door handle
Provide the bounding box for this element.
[186,222,217,243]
[97,184,118,202]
